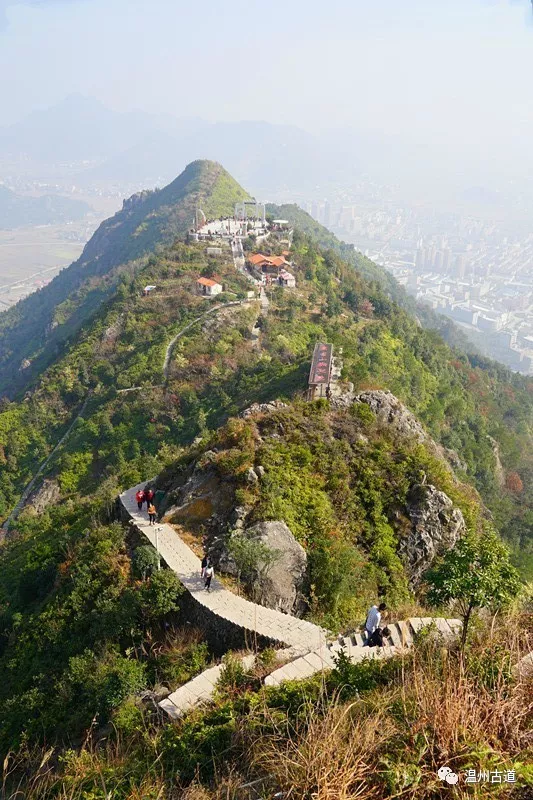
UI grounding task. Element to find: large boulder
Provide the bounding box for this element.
[160,464,235,530]
[26,479,61,514]
[400,483,466,586]
[242,521,308,615]
[354,390,428,442]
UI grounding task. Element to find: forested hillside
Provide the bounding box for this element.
[0,160,249,397]
[0,161,531,797]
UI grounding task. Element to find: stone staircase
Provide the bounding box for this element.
[159,654,257,720]
[158,616,462,717]
[264,616,462,687]
[120,483,461,720]
[119,484,327,651]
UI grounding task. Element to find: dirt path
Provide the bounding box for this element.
[162,300,253,381]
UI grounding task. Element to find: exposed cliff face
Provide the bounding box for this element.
[26,479,61,515]
[235,521,308,615]
[353,390,428,442]
[333,389,465,476]
[400,483,466,587]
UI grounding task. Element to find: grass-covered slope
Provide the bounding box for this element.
[0,160,249,397]
[0,228,531,571]
[267,202,415,307]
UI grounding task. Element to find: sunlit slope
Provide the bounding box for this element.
[0,160,249,397]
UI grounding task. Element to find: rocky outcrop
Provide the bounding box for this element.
[354,390,428,442]
[162,465,234,527]
[332,389,465,476]
[26,478,61,514]
[488,436,505,488]
[241,400,288,418]
[400,483,466,586]
[241,521,308,615]
[122,190,153,213]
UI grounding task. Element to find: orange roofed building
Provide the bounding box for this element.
[247,253,290,278]
[196,276,223,297]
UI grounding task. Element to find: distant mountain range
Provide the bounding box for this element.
[0,185,90,228]
[0,95,360,194]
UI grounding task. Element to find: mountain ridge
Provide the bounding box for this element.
[0,186,91,228]
[0,163,530,576]
[0,162,531,790]
[0,160,249,396]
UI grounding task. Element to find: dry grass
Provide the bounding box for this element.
[249,702,394,799]
[3,616,532,800]
[236,618,533,799]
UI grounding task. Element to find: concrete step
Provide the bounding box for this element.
[408,617,425,636]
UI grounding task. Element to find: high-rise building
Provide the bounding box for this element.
[311,201,319,220]
[455,255,466,279]
[415,247,426,271]
[434,251,444,272]
[425,245,436,269]
[442,248,451,273]
[323,201,331,227]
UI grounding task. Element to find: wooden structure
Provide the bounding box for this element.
[308,342,333,399]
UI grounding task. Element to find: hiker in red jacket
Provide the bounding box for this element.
[145,487,155,507]
[135,489,145,511]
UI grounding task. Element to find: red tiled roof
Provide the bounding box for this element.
[248,253,268,265]
[197,277,220,287]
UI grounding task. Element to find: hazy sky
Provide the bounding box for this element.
[1,0,533,183]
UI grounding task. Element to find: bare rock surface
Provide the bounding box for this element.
[26,478,61,514]
[401,483,466,586]
[242,520,308,615]
[240,400,288,418]
[354,390,428,442]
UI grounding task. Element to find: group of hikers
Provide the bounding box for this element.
[135,484,215,589]
[133,488,388,633]
[135,487,157,525]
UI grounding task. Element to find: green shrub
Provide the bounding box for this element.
[151,641,209,687]
[329,648,401,700]
[160,703,237,783]
[132,545,160,579]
